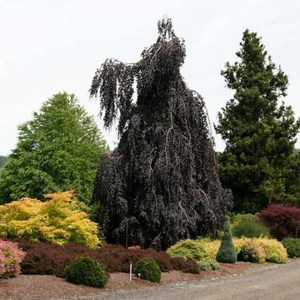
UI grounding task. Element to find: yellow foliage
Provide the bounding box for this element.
[0,191,100,249]
[233,237,287,264]
[258,238,288,263]
[235,238,267,263]
[168,236,288,264]
[195,237,220,260]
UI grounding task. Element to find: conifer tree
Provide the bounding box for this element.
[216,30,300,213]
[216,219,237,263]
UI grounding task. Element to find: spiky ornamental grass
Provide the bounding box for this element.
[90,18,232,250]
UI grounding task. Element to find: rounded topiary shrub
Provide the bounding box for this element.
[135,257,161,282]
[64,257,108,288]
[216,220,237,263]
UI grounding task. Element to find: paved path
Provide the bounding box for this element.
[69,259,300,300]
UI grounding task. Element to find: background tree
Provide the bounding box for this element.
[216,30,300,213]
[0,92,106,205]
[91,18,232,250]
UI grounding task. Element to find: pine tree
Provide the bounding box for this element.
[216,30,300,213]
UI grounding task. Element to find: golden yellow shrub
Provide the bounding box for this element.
[196,237,220,260]
[258,238,288,263]
[0,191,100,248]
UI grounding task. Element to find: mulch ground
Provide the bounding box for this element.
[0,262,264,300]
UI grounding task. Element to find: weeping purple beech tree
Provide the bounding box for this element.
[90,19,232,250]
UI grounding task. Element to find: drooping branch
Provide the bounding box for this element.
[91,18,232,250]
[90,18,186,135]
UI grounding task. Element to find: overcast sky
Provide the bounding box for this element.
[0,0,299,155]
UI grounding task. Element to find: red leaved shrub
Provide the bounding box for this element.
[258,204,300,240]
[170,257,200,274]
[13,239,195,276]
[95,244,172,272]
[16,239,98,277]
[139,248,172,272]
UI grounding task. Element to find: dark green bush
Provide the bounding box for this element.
[232,219,270,238]
[64,257,108,288]
[216,220,237,263]
[282,238,300,257]
[135,257,161,282]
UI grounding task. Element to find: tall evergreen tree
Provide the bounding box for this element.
[216,30,300,213]
[91,19,232,250]
[0,92,106,205]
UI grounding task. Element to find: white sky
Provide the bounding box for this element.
[0,0,299,155]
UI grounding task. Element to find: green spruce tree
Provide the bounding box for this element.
[216,219,237,263]
[216,30,300,213]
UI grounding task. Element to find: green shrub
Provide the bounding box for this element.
[231,214,257,224]
[282,238,300,257]
[232,219,270,238]
[135,257,161,282]
[64,257,108,288]
[216,220,237,263]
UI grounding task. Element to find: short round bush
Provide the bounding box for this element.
[282,238,300,258]
[64,257,108,288]
[135,257,161,282]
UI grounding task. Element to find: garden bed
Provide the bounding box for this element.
[0,262,266,300]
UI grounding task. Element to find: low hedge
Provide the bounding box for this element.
[13,239,198,276]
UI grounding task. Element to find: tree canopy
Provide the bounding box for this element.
[0,92,106,205]
[216,30,300,213]
[91,18,232,250]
